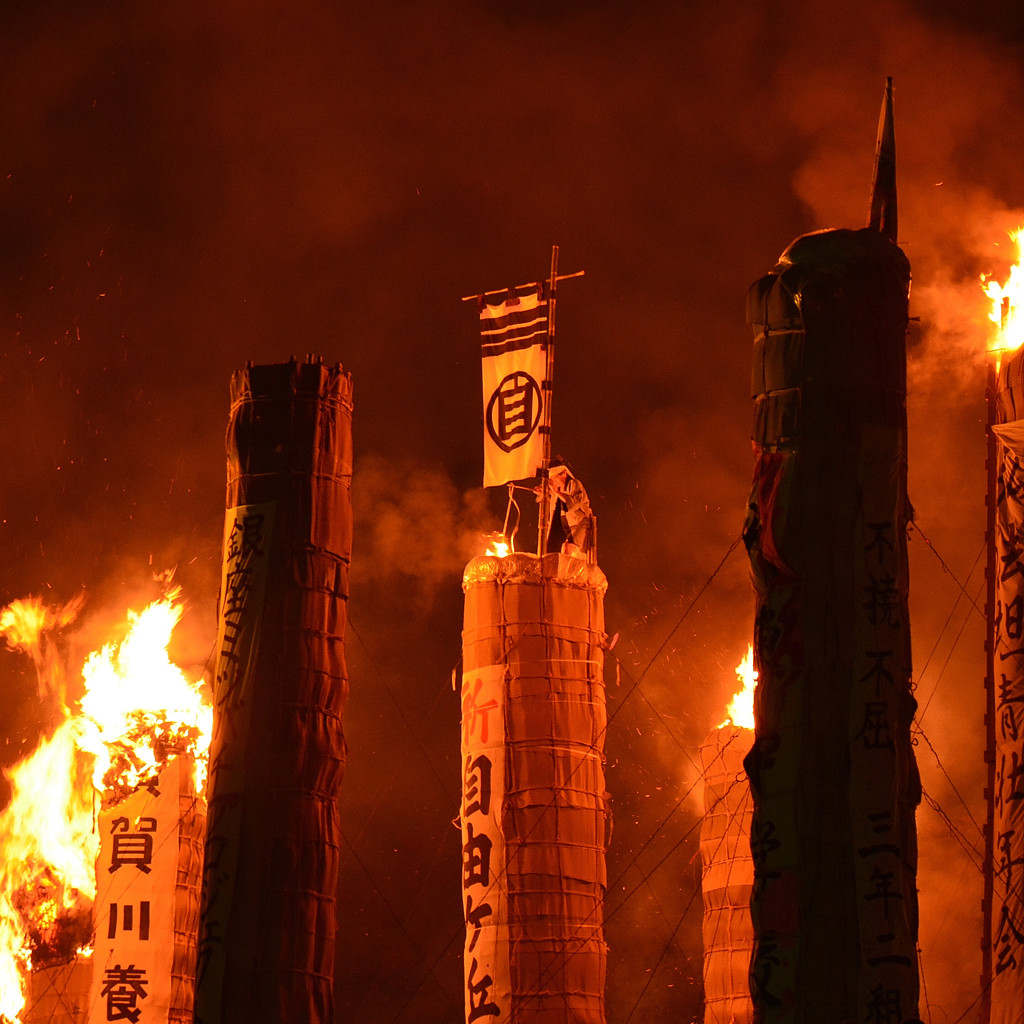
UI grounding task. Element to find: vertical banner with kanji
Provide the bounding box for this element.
[460,665,510,1024]
[480,287,549,487]
[990,411,1024,1022]
[849,422,918,1018]
[213,503,276,711]
[195,502,274,1012]
[90,759,183,1024]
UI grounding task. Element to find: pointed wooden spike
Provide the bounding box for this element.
[867,77,897,241]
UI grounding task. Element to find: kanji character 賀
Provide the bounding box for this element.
[108,817,157,874]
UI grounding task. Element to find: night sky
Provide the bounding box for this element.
[2,1,1022,1020]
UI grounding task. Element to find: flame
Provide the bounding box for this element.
[484,533,511,558]
[1,595,83,712]
[0,586,211,1022]
[720,644,757,731]
[76,590,212,800]
[0,718,95,1020]
[983,227,1024,364]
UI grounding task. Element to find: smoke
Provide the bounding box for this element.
[351,454,492,608]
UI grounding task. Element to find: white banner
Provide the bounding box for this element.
[90,759,184,1024]
[480,290,548,487]
[196,502,275,1017]
[461,665,510,1023]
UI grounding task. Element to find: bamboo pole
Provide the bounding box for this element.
[461,269,584,304]
[537,245,559,556]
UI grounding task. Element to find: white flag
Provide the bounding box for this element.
[480,288,548,487]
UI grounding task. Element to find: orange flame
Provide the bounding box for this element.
[1,595,83,713]
[0,587,211,1022]
[721,644,757,731]
[76,590,212,800]
[484,533,511,558]
[983,228,1024,365]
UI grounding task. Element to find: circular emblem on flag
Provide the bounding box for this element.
[486,371,542,453]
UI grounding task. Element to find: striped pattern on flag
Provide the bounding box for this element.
[480,288,549,357]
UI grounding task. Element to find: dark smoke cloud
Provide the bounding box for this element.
[1,0,1021,1019]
